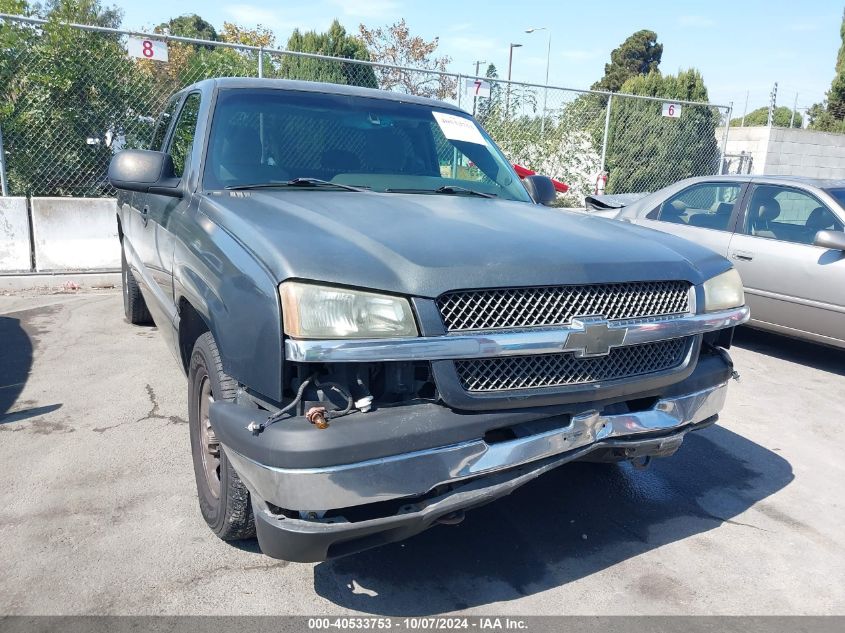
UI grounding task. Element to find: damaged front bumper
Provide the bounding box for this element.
[210,361,730,561]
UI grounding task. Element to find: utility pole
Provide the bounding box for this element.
[526,27,551,136]
[740,90,749,127]
[506,43,522,114]
[767,82,778,127]
[790,92,798,128]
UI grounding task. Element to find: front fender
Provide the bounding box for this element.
[172,199,283,401]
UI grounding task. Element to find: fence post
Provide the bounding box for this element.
[599,93,613,175]
[0,122,8,197]
[258,46,264,78]
[719,103,732,175]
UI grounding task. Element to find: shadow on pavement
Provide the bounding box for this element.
[313,425,792,614]
[0,315,34,418]
[733,327,845,376]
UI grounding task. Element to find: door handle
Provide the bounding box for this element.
[731,250,754,261]
[140,205,149,227]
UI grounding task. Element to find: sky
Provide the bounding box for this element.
[114,0,844,117]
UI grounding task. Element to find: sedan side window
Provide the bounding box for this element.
[167,93,202,178]
[650,183,741,231]
[742,185,844,245]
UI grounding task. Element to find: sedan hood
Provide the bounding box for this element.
[200,190,731,298]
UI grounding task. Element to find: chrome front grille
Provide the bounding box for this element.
[454,338,689,392]
[437,281,690,332]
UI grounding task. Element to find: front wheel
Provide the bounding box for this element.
[188,331,255,541]
[121,245,152,325]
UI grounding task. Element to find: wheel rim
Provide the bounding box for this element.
[197,375,221,499]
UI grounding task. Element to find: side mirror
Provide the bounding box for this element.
[108,149,182,197]
[814,230,845,251]
[522,175,557,206]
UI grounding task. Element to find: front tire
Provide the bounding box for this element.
[188,332,256,541]
[121,245,152,325]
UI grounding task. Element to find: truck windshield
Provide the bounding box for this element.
[203,88,531,202]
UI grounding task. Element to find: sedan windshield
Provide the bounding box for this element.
[203,88,531,202]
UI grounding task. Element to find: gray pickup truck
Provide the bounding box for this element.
[109,78,749,562]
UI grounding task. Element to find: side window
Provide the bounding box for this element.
[651,183,741,231]
[150,96,181,151]
[743,185,844,245]
[166,93,202,178]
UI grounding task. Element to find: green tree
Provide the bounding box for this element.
[155,14,218,41]
[0,0,155,195]
[807,102,845,132]
[475,63,501,124]
[605,69,719,193]
[592,29,662,92]
[730,106,802,128]
[280,20,376,88]
[809,9,845,132]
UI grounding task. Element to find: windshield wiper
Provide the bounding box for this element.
[226,178,366,192]
[384,185,495,198]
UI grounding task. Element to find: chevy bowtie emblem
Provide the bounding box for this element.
[567,318,627,357]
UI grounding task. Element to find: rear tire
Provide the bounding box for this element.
[188,331,256,541]
[121,245,152,325]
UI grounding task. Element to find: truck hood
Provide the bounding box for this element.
[199,190,731,298]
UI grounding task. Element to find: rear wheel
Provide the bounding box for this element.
[121,245,152,325]
[188,331,255,541]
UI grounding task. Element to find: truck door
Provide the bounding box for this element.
[124,94,181,326]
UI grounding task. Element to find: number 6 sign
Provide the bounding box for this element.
[662,102,682,118]
[127,37,169,63]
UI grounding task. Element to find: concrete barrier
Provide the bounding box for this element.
[30,197,119,271]
[0,197,31,272]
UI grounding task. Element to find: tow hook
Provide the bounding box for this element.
[306,406,330,429]
[436,510,465,526]
[631,455,652,470]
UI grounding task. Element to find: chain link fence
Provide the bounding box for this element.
[0,14,731,203]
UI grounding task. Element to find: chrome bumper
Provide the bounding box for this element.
[223,380,728,513]
[284,305,750,363]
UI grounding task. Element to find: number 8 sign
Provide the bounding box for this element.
[127,37,169,63]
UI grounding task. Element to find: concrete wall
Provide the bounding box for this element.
[30,198,119,271]
[718,126,770,174]
[718,126,845,178]
[764,128,845,179]
[0,197,32,272]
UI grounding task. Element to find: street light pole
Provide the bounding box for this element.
[526,27,551,136]
[506,43,521,114]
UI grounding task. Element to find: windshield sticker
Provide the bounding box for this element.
[432,111,486,145]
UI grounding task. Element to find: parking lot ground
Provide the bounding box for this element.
[1,289,844,615]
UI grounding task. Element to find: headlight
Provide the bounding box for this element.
[280,281,418,338]
[702,268,745,312]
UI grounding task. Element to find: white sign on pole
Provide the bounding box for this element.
[662,102,682,118]
[126,37,169,62]
[464,78,491,100]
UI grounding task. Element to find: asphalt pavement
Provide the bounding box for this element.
[1,289,843,615]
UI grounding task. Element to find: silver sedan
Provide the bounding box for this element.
[606,175,845,349]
